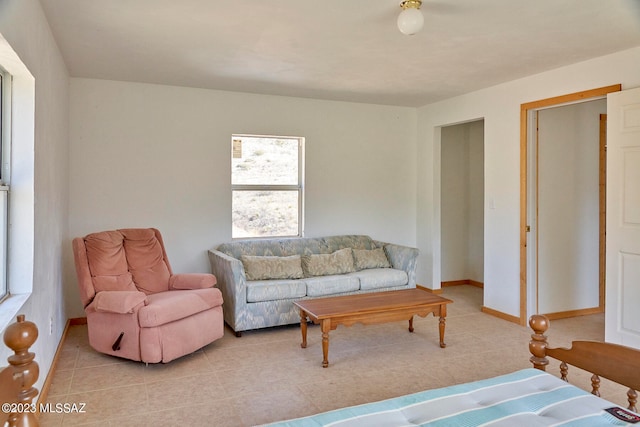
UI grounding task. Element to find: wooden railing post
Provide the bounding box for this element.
[3,314,40,427]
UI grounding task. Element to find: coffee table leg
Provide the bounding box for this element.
[439,303,448,348]
[439,315,447,348]
[321,319,330,368]
[299,309,308,349]
[408,316,414,333]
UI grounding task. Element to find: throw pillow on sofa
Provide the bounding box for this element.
[241,255,305,281]
[302,248,355,277]
[352,247,391,270]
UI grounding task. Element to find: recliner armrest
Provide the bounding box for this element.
[91,291,147,314]
[169,273,217,290]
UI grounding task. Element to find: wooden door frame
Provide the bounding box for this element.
[599,113,607,310]
[519,84,621,326]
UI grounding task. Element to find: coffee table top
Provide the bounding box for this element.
[293,287,452,320]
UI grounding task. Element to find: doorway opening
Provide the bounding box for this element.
[519,85,621,325]
[440,120,485,294]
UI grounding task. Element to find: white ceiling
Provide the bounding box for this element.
[39,0,640,107]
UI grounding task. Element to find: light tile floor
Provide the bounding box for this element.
[40,286,623,426]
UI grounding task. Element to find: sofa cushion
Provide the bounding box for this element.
[304,275,360,297]
[218,239,286,258]
[246,279,307,303]
[138,288,223,327]
[323,235,375,252]
[280,238,327,256]
[241,255,304,281]
[349,268,408,291]
[218,237,326,258]
[302,248,355,277]
[352,248,391,270]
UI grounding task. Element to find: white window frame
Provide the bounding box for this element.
[231,134,305,239]
[0,33,35,332]
[0,66,10,302]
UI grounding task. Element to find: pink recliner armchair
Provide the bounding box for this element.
[72,228,224,363]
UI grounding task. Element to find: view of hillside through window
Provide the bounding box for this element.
[231,135,303,238]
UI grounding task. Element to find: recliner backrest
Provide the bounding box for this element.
[80,228,173,299]
[120,228,172,294]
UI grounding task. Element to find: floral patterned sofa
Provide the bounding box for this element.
[207,235,419,336]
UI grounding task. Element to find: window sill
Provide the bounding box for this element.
[0,293,30,332]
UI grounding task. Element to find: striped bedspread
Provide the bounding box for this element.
[262,369,636,426]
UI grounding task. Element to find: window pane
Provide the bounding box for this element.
[232,190,299,238]
[0,72,2,182]
[232,136,298,185]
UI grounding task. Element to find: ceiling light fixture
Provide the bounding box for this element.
[397,0,424,35]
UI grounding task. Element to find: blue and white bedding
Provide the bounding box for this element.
[262,369,638,426]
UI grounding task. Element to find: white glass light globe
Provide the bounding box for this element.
[397,7,424,35]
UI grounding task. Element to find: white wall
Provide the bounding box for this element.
[440,121,484,283]
[417,46,640,318]
[467,121,484,283]
[537,100,605,314]
[67,79,417,318]
[441,124,468,281]
[0,0,70,392]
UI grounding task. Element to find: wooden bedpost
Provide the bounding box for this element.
[529,314,549,371]
[1,314,40,427]
[628,389,638,413]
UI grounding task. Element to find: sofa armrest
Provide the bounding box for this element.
[208,249,247,331]
[374,240,419,288]
[91,291,147,314]
[169,273,217,290]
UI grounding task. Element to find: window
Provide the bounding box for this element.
[0,34,35,330]
[231,134,304,238]
[0,67,9,302]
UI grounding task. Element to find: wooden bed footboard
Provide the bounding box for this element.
[530,314,640,412]
[0,315,40,427]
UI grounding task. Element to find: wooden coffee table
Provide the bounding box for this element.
[293,287,452,367]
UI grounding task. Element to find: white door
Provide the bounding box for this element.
[605,87,640,348]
